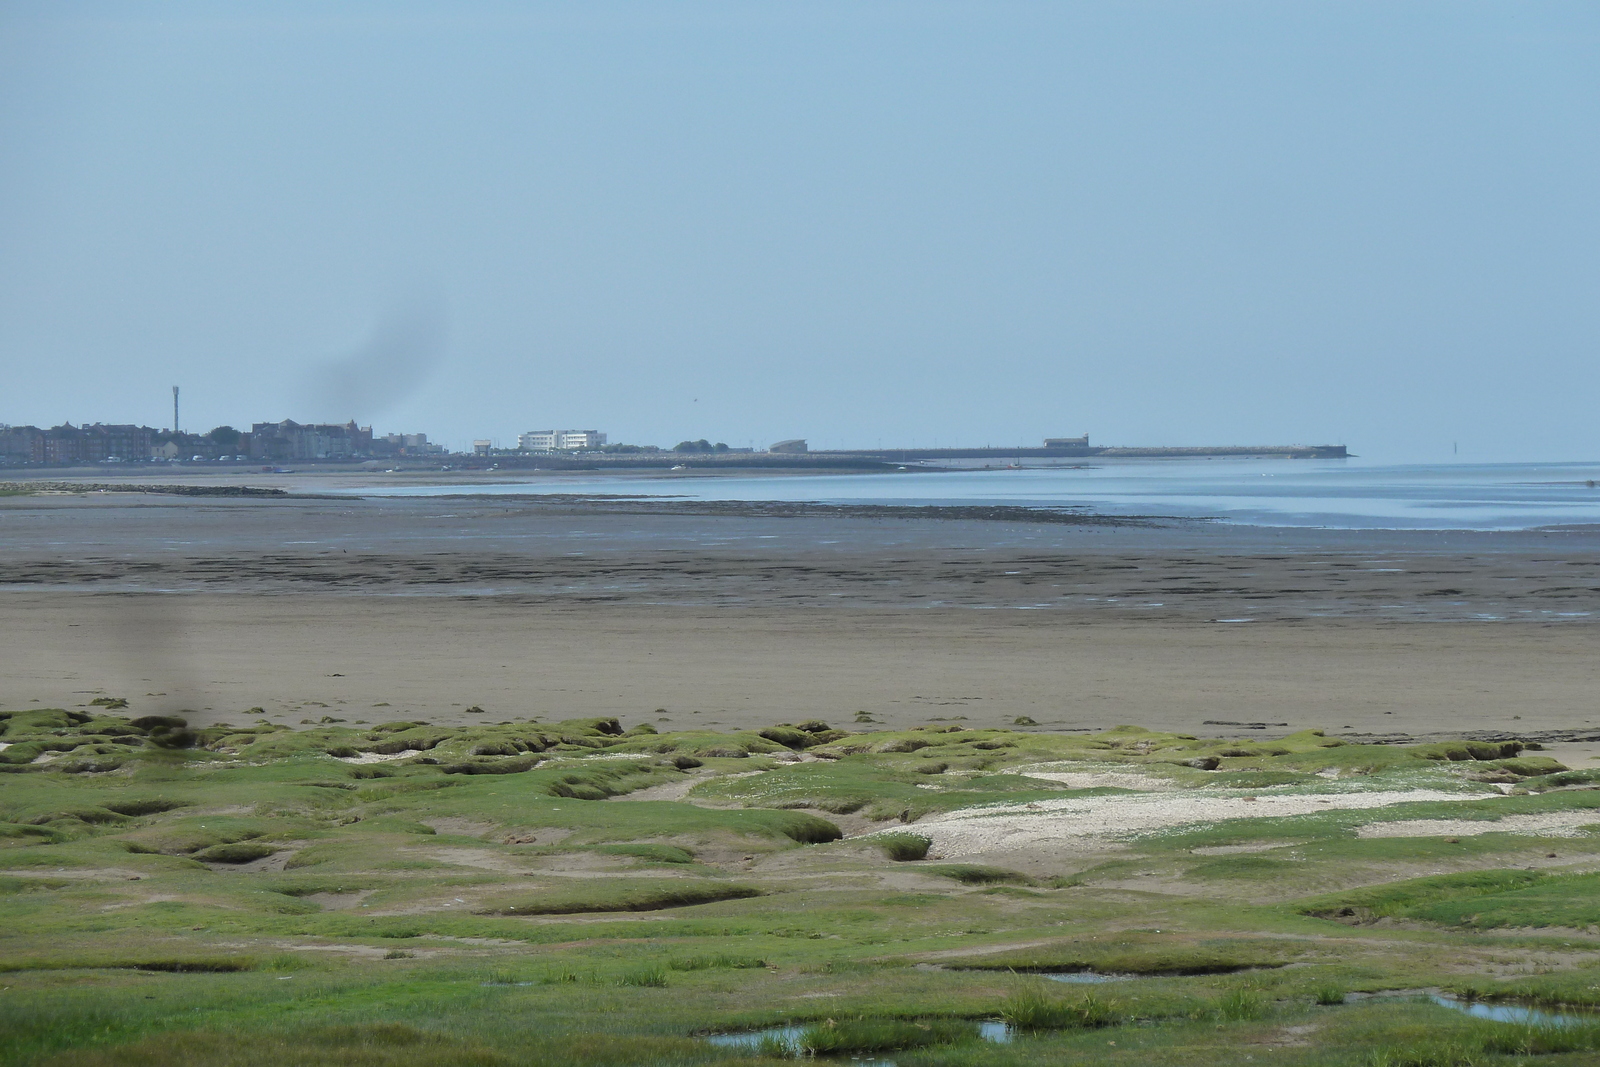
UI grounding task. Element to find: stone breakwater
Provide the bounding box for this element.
[0,482,287,497]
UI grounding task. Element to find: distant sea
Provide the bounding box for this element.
[343,459,1600,532]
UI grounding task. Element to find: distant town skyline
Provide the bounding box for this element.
[0,415,1349,467]
[4,398,1113,457]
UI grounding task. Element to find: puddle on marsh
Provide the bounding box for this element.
[1429,995,1599,1028]
[704,1025,806,1053]
[1044,971,1129,984]
[1346,990,1600,1028]
[705,1021,1012,1062]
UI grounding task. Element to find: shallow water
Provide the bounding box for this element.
[704,1020,1012,1061]
[1045,971,1128,984]
[703,1026,807,1054]
[1430,995,1598,1027]
[339,459,1600,531]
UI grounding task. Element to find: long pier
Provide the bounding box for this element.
[811,443,1349,462]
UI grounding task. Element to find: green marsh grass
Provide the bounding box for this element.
[873,832,933,861]
[1213,986,1269,1021]
[668,954,767,971]
[617,965,668,987]
[476,879,761,915]
[8,709,1599,1066]
[922,864,1032,886]
[1000,983,1123,1030]
[594,843,696,865]
[954,936,1293,977]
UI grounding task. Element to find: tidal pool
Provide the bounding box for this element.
[705,1020,1013,1060]
[1430,995,1599,1028]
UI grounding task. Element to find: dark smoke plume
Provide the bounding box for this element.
[104,593,202,717]
[299,293,447,422]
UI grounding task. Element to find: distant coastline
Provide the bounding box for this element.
[0,420,1348,472]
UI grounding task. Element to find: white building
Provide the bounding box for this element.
[519,429,607,451]
[559,430,606,449]
[518,430,558,450]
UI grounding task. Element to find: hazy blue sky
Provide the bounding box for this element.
[2,2,1597,460]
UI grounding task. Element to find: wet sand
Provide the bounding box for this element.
[3,488,1600,739]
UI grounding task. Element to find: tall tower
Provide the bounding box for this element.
[172,386,180,434]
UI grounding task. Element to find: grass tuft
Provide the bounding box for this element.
[1367,1044,1479,1067]
[668,954,767,971]
[1214,986,1270,1021]
[796,1017,975,1053]
[1001,983,1123,1030]
[476,880,761,915]
[922,863,1032,885]
[873,832,932,861]
[616,965,667,988]
[1471,1017,1600,1055]
[594,843,695,865]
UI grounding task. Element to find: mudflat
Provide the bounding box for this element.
[3,487,1599,739]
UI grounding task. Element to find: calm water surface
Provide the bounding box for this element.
[344,459,1600,531]
[1429,995,1598,1028]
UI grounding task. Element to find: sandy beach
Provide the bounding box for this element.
[3,484,1599,743]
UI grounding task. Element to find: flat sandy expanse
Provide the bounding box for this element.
[8,594,1600,741]
[4,486,1600,742]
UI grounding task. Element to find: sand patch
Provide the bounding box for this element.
[27,867,145,881]
[1021,767,1177,791]
[102,894,181,910]
[501,827,573,846]
[423,817,497,838]
[333,751,416,764]
[18,564,1600,742]
[277,942,401,958]
[421,847,523,872]
[1357,812,1600,839]
[608,777,702,802]
[913,938,1068,961]
[1190,843,1296,855]
[302,891,375,911]
[903,788,1495,858]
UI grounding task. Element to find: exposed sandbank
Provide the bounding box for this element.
[4,491,1600,743]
